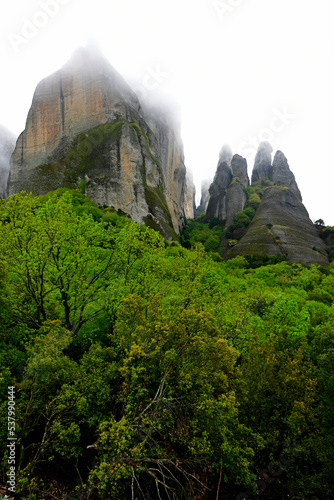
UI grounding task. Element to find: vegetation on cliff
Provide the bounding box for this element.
[0,190,334,499]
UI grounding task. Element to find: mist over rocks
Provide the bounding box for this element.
[7,46,190,239]
[206,148,249,224]
[251,140,273,183]
[196,179,212,216]
[206,141,329,265]
[219,144,233,165]
[206,145,234,220]
[184,172,196,220]
[0,125,16,199]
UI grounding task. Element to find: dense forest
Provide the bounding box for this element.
[1,189,334,499]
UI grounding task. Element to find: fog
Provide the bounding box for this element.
[1,0,334,222]
[0,125,16,198]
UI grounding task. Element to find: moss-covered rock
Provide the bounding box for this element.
[225,187,329,265]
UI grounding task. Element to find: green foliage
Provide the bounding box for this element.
[0,190,333,499]
[233,210,251,228]
[181,215,224,254]
[245,253,287,268]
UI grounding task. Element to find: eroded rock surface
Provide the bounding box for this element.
[7,47,188,238]
[225,186,328,265]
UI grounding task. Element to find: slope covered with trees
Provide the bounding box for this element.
[1,190,334,499]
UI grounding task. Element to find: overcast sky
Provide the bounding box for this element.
[1,0,334,223]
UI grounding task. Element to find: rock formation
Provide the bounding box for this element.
[251,141,273,183]
[222,143,329,265]
[7,46,188,239]
[184,172,196,220]
[225,154,250,228]
[224,186,328,265]
[196,179,212,215]
[206,145,233,220]
[270,150,302,200]
[0,126,16,199]
[206,146,249,225]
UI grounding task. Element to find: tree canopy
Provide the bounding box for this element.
[1,190,334,499]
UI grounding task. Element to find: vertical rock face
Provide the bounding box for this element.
[7,47,188,238]
[139,95,187,230]
[183,172,196,220]
[0,126,16,199]
[196,179,212,215]
[225,186,329,265]
[223,143,329,265]
[225,154,249,227]
[206,147,249,224]
[271,151,302,200]
[251,141,273,183]
[206,145,233,220]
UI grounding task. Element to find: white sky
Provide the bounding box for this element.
[1,0,334,223]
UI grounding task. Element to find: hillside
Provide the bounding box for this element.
[0,189,333,499]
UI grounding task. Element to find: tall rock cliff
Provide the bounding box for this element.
[225,154,250,228]
[0,126,16,199]
[7,47,188,238]
[223,143,328,265]
[206,145,233,220]
[138,93,187,228]
[183,172,196,220]
[251,141,273,183]
[270,150,302,200]
[225,186,328,265]
[196,179,212,215]
[206,146,249,225]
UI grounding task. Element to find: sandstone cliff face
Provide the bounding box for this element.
[0,126,16,199]
[139,95,187,230]
[183,172,196,220]
[225,186,329,265]
[7,47,188,238]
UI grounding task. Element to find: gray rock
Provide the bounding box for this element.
[231,154,249,188]
[0,125,16,199]
[225,186,329,266]
[271,150,302,201]
[206,145,233,220]
[196,179,212,215]
[225,154,249,227]
[184,172,196,220]
[139,94,187,232]
[219,144,233,165]
[251,141,273,183]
